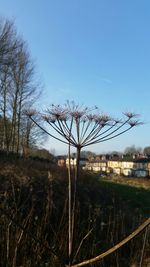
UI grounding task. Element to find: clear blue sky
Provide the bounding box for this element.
[1,0,150,154]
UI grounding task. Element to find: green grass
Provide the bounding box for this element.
[98,178,150,217]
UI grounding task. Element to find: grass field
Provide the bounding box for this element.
[98,176,150,217]
[0,158,150,266]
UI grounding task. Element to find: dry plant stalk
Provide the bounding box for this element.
[27,101,141,266]
[69,218,150,267]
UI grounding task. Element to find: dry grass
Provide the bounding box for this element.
[104,176,150,190]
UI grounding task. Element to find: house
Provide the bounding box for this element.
[107,159,121,175]
[66,157,88,167]
[148,161,150,176]
[107,157,150,177]
[58,158,66,167]
[59,153,150,178]
[85,160,107,172]
[134,169,148,177]
[120,159,134,176]
[85,157,134,176]
[133,158,150,177]
[66,157,76,166]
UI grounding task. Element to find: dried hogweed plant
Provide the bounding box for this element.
[26,101,141,266]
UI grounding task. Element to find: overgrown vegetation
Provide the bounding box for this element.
[0,154,149,267]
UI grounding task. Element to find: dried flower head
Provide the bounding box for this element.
[124,112,139,119]
[23,108,37,117]
[128,120,143,127]
[27,101,141,149]
[47,105,68,120]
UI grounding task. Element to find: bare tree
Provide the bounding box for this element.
[124,145,142,156]
[27,101,141,266]
[9,40,38,153]
[0,19,19,151]
[0,18,18,67]
[0,64,11,150]
[0,18,42,154]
